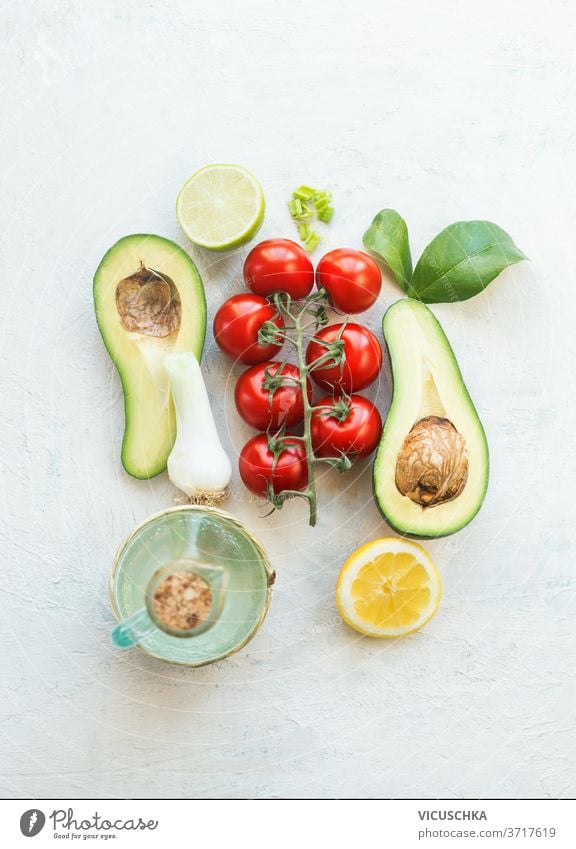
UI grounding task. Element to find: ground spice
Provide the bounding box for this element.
[152,571,212,632]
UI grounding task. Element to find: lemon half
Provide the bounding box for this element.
[336,537,442,638]
[176,164,265,251]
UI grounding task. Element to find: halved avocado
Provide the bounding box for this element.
[373,299,489,538]
[94,234,206,479]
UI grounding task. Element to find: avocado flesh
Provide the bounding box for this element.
[94,234,206,479]
[373,299,489,537]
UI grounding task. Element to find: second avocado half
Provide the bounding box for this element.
[373,299,489,538]
[94,234,206,479]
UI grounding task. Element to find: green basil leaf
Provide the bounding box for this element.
[362,209,412,291]
[410,220,527,303]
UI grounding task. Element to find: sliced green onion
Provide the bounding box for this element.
[304,230,322,253]
[288,185,334,245]
[295,203,314,222]
[318,206,334,223]
[293,185,317,201]
[289,197,315,221]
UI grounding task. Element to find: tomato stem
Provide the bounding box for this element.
[270,292,352,526]
[292,305,318,527]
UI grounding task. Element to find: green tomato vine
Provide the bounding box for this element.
[258,290,352,527]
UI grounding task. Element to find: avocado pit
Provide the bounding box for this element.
[116,263,181,337]
[395,416,468,508]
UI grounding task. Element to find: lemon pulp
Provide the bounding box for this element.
[336,538,442,638]
[351,554,431,629]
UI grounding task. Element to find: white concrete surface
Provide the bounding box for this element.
[1,0,575,799]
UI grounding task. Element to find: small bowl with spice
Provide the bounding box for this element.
[109,505,274,666]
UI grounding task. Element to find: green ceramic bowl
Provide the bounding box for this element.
[109,506,274,666]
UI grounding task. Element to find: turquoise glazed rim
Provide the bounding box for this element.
[109,505,275,667]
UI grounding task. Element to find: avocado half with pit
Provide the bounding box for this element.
[94,234,206,479]
[373,299,489,538]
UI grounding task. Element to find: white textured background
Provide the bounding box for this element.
[1,0,575,800]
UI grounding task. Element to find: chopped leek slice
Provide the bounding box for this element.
[304,230,322,253]
[293,185,317,201]
[318,206,334,223]
[288,185,333,249]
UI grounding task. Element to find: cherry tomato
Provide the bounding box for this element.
[311,395,382,459]
[239,434,308,496]
[235,361,312,431]
[213,294,284,364]
[244,238,314,299]
[305,323,382,392]
[316,248,382,313]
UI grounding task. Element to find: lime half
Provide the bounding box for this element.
[176,164,265,251]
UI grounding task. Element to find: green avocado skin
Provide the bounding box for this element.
[372,483,489,541]
[93,234,206,479]
[372,299,489,539]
